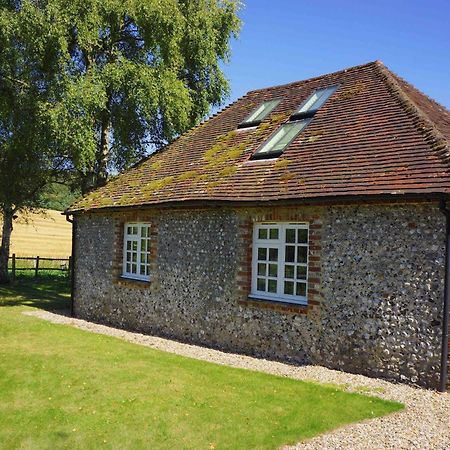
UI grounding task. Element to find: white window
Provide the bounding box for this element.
[251,223,309,305]
[122,223,151,281]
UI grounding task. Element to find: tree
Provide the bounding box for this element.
[0,0,62,283]
[43,0,241,192]
[0,0,239,282]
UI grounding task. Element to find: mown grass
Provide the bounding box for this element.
[0,277,403,449]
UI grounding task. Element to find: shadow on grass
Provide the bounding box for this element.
[0,274,70,311]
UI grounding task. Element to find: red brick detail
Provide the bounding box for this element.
[236,208,324,316]
[238,299,308,315]
[111,212,158,285]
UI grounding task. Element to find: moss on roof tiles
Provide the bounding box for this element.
[273,159,291,170]
[67,61,450,213]
[177,170,199,181]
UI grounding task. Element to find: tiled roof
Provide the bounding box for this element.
[69,61,450,212]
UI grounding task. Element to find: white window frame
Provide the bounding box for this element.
[250,222,309,305]
[122,222,151,281]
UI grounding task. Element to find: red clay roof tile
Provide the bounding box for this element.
[69,61,450,212]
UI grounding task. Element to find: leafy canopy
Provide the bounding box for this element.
[40,0,241,190]
[0,0,63,214]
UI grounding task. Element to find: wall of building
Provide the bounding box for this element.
[73,202,446,388]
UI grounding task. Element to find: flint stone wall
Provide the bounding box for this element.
[73,203,445,388]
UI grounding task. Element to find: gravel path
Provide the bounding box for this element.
[24,310,450,449]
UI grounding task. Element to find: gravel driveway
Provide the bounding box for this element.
[24,310,450,449]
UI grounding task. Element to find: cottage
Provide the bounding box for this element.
[67,61,450,390]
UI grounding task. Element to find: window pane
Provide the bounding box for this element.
[244,99,280,124]
[268,263,277,277]
[141,240,147,251]
[284,281,294,295]
[285,265,295,279]
[258,247,267,261]
[257,263,266,276]
[296,282,307,297]
[131,264,137,274]
[268,279,277,293]
[126,251,132,262]
[255,120,309,156]
[297,265,307,280]
[269,228,279,239]
[145,265,150,276]
[297,246,308,264]
[132,241,138,251]
[132,226,138,235]
[126,263,131,272]
[126,241,131,250]
[258,228,268,239]
[298,91,321,113]
[297,86,337,113]
[297,229,308,243]
[140,266,146,275]
[286,228,296,243]
[132,253,137,263]
[269,248,278,261]
[257,278,266,291]
[285,246,295,262]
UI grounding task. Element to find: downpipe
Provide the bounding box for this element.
[438,199,450,392]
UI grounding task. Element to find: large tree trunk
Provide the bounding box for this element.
[96,116,110,187]
[0,209,14,284]
[96,92,112,188]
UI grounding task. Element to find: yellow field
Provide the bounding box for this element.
[0,209,72,258]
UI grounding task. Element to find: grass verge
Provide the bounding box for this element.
[0,277,403,449]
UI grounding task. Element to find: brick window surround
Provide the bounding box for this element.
[112,212,158,288]
[237,209,323,315]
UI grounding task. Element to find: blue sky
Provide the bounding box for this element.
[222,0,450,108]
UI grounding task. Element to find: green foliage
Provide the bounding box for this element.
[0,279,404,449]
[0,0,69,281]
[40,183,81,211]
[33,0,241,190]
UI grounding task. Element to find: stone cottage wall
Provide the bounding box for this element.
[73,202,446,388]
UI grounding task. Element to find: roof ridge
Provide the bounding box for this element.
[388,70,450,115]
[246,60,381,94]
[374,61,450,171]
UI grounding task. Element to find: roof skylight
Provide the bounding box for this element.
[291,85,338,119]
[238,99,281,128]
[251,119,311,159]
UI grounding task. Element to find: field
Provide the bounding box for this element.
[0,209,72,258]
[0,276,403,449]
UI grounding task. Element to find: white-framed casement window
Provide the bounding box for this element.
[122,223,151,281]
[250,222,309,305]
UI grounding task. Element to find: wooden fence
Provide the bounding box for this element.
[9,254,71,278]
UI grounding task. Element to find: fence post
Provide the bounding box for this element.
[11,253,16,281]
[35,255,40,278]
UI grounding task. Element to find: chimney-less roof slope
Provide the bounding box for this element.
[69,61,450,212]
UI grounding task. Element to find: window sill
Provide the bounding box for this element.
[240,296,308,314]
[114,276,152,288]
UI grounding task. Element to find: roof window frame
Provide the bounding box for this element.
[238,98,282,129]
[251,118,312,160]
[289,84,339,121]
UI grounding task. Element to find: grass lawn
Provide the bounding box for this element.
[0,276,403,449]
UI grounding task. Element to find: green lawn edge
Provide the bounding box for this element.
[0,277,404,450]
